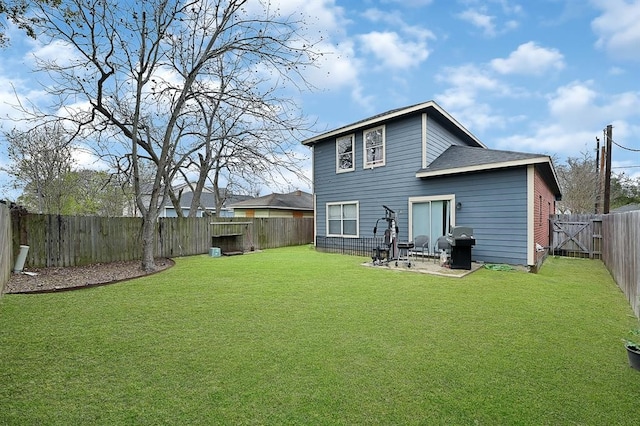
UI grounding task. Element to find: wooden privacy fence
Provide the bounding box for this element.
[0,204,11,295]
[602,211,640,318]
[11,214,314,268]
[550,214,603,259]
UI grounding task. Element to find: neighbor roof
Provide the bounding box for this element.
[417,146,562,197]
[229,191,313,211]
[611,203,640,213]
[301,100,486,149]
[162,188,253,209]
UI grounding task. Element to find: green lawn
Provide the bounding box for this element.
[1,246,639,425]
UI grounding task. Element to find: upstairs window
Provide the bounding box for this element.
[363,126,385,168]
[336,134,355,173]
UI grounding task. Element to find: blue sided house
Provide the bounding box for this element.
[302,101,562,269]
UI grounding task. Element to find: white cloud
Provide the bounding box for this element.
[382,0,434,6]
[359,6,434,71]
[257,0,371,108]
[72,147,110,171]
[490,42,565,76]
[547,81,599,126]
[456,2,522,38]
[591,0,640,61]
[434,63,517,133]
[305,40,360,90]
[496,124,596,156]
[438,64,505,93]
[608,66,626,75]
[438,93,506,133]
[25,38,80,67]
[495,81,640,159]
[358,31,430,70]
[458,9,497,37]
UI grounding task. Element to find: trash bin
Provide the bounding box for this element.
[14,245,29,273]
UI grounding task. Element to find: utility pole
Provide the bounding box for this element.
[603,124,613,214]
[594,136,600,214]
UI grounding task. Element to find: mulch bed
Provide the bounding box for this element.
[4,258,174,294]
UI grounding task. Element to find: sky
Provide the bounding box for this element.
[1,0,639,199]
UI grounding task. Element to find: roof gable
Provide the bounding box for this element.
[301,100,486,149]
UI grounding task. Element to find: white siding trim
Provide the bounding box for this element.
[422,113,428,169]
[311,191,318,247]
[416,157,551,178]
[527,165,535,266]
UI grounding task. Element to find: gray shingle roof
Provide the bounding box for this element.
[162,188,252,209]
[422,145,546,173]
[611,203,640,213]
[301,100,485,149]
[229,191,313,210]
[417,145,562,197]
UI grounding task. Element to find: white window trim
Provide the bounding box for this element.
[336,134,355,173]
[363,125,386,169]
[326,201,359,238]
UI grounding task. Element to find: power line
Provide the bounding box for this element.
[611,138,640,152]
[603,127,640,152]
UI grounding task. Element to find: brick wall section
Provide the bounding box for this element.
[533,166,556,265]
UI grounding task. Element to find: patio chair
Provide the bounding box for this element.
[412,235,429,262]
[434,235,451,264]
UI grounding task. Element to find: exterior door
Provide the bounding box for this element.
[409,196,454,254]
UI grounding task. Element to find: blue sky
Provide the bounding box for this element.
[1,0,639,198]
[293,0,640,190]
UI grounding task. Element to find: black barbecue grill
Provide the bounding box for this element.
[446,226,476,270]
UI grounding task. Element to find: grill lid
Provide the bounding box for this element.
[450,226,473,239]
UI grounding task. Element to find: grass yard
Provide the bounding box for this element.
[1,246,639,425]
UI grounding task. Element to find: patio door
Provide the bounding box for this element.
[409,196,455,254]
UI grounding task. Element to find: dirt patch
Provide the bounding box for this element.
[5,258,174,294]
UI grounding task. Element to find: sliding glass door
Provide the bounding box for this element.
[409,196,454,254]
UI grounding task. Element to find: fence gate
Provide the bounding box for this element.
[550,214,603,259]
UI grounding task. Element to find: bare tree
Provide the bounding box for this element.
[3,124,74,214]
[556,151,599,214]
[28,0,320,270]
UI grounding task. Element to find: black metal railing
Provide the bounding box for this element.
[315,236,387,258]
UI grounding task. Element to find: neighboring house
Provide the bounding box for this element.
[611,203,640,213]
[159,187,253,218]
[230,190,314,218]
[302,100,562,268]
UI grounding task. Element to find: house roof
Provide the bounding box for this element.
[611,203,640,213]
[229,190,313,211]
[416,145,562,197]
[163,188,253,210]
[301,100,486,149]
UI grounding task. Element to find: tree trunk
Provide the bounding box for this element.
[140,213,157,272]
